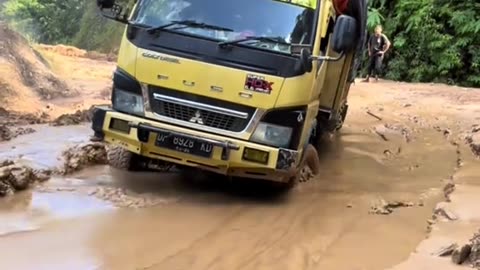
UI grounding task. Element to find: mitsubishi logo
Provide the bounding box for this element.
[189,110,204,125]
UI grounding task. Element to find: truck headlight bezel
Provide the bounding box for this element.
[112,88,145,116]
[250,106,307,149]
[251,122,293,148]
[111,68,145,116]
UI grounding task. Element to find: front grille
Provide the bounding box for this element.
[149,86,255,132]
[161,101,238,130]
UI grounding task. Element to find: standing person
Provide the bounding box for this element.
[363,25,391,82]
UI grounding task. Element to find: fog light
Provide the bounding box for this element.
[109,118,130,133]
[242,147,269,164]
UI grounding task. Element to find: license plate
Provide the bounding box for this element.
[155,132,213,158]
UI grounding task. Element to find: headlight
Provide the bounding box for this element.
[251,122,293,148]
[113,89,144,115]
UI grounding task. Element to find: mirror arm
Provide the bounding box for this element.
[100,12,129,23]
[310,51,345,62]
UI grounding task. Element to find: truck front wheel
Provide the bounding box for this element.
[281,144,320,189]
[107,146,145,171]
[298,144,320,183]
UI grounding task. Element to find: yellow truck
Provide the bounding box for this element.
[92,0,367,187]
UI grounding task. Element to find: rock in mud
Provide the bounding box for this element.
[443,182,456,202]
[51,106,95,126]
[8,166,34,190]
[87,187,172,209]
[433,125,452,138]
[369,199,415,215]
[0,125,35,141]
[434,202,458,221]
[466,132,480,158]
[299,166,314,183]
[60,142,107,174]
[452,244,472,265]
[443,231,480,266]
[14,127,36,136]
[472,125,480,134]
[0,125,13,141]
[0,160,51,196]
[373,123,413,143]
[468,231,480,268]
[433,243,458,257]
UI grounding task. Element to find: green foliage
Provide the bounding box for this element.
[367,8,384,30]
[72,1,126,53]
[2,0,479,87]
[2,0,86,44]
[1,0,130,52]
[365,0,480,87]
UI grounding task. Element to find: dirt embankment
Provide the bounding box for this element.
[0,25,115,141]
[0,24,76,105]
[37,44,117,62]
[50,106,96,127]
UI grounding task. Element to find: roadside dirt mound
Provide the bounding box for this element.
[0,160,51,196]
[0,24,76,109]
[37,44,87,58]
[37,44,117,62]
[58,142,108,175]
[51,106,96,126]
[0,106,49,126]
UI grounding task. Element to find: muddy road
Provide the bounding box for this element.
[0,81,478,270]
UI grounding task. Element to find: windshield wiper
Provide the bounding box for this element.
[146,20,233,34]
[218,36,290,48]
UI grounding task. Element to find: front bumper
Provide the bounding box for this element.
[91,106,299,182]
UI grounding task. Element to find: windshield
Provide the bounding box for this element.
[132,0,316,54]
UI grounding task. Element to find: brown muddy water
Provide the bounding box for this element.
[0,117,459,270]
[2,81,478,270]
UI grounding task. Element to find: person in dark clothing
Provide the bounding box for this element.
[363,25,391,82]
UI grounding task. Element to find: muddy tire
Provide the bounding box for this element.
[335,103,349,131]
[302,144,321,175]
[280,144,320,189]
[107,146,144,171]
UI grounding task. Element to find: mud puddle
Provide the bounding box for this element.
[0,81,477,270]
[0,124,91,170]
[0,190,112,237]
[0,121,460,270]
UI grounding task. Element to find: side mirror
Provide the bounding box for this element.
[97,0,115,9]
[294,15,358,73]
[300,48,313,73]
[97,0,129,24]
[331,15,358,54]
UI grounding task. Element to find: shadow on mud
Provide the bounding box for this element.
[106,167,293,205]
[73,132,355,206]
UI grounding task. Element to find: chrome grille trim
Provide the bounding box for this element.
[153,93,249,119]
[149,109,264,140]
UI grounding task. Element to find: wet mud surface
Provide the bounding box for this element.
[0,81,478,270]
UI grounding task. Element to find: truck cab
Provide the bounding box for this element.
[91,0,367,186]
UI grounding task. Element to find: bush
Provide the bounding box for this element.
[72,1,125,53]
[366,0,480,87]
[2,0,86,44]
